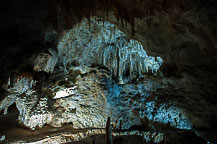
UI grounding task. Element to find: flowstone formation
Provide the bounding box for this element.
[58,17,163,83]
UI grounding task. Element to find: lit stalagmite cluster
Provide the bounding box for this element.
[58,17,163,83]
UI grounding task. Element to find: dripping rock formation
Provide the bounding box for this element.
[1,0,217,144]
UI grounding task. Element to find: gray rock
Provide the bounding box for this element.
[33,48,58,73]
[0,77,36,115]
[14,68,108,130]
[16,95,53,130]
[58,17,162,83]
[0,135,5,142]
[7,66,216,135]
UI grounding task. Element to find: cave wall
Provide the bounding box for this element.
[0,0,50,78]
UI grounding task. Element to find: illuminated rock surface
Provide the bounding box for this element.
[1,1,217,143]
[33,48,58,73]
[1,66,217,143]
[0,77,36,115]
[0,135,5,143]
[1,17,217,143]
[58,17,163,83]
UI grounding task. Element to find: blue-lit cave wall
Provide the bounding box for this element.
[103,77,192,130]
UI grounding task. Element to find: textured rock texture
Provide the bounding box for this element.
[104,70,217,132]
[58,17,163,83]
[1,66,216,142]
[48,68,108,129]
[0,76,36,115]
[2,67,108,130]
[33,48,58,73]
[1,66,216,143]
[1,1,217,143]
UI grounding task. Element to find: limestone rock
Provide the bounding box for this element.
[0,77,36,115]
[16,95,53,130]
[5,66,215,136]
[33,48,58,73]
[0,94,17,115]
[0,135,5,143]
[58,17,163,83]
[14,67,108,130]
[1,64,216,144]
[102,69,217,132]
[53,86,77,99]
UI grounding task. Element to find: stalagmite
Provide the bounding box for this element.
[106,117,113,144]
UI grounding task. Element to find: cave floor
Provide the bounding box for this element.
[1,113,146,144]
[0,111,206,144]
[0,110,144,144]
[0,123,205,144]
[2,124,145,144]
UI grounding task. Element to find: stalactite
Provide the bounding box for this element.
[121,19,124,29]
[87,17,91,31]
[131,17,135,36]
[116,42,120,82]
[45,0,154,36]
[102,16,105,28]
[106,0,109,21]
[59,17,163,83]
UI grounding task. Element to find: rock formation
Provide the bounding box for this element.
[58,17,163,83]
[0,0,217,143]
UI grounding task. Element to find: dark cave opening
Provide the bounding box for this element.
[0,103,19,133]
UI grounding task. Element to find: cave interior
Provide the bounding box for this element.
[1,0,217,143]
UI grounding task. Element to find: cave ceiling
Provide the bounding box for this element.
[0,0,217,73]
